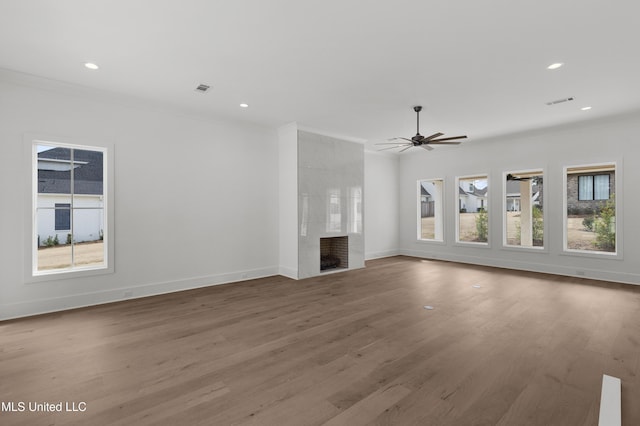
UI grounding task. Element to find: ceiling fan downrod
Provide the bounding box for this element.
[414,106,422,137]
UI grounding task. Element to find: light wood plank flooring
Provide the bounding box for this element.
[1,256,639,425]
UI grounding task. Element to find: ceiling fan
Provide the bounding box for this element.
[506,173,530,181]
[506,173,541,181]
[376,106,467,152]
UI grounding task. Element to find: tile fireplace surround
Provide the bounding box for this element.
[297,131,364,278]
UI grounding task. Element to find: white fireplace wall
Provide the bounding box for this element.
[298,131,365,279]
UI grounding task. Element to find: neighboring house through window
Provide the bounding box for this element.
[418,179,444,241]
[456,175,489,244]
[34,142,108,274]
[503,170,544,249]
[565,164,617,254]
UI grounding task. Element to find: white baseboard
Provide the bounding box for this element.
[399,249,640,286]
[278,266,298,280]
[1,266,279,321]
[365,249,401,261]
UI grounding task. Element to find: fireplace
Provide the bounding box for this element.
[320,236,349,272]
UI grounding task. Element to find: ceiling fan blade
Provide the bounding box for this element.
[429,141,462,145]
[399,145,414,153]
[424,132,444,142]
[429,135,468,142]
[375,142,413,145]
[419,144,434,151]
[377,145,409,151]
[506,174,530,181]
[387,137,414,143]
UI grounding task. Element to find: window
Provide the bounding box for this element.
[418,179,444,241]
[565,164,616,254]
[34,142,108,274]
[578,175,610,200]
[456,175,488,244]
[504,170,544,248]
[54,203,71,231]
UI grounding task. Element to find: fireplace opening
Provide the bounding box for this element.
[320,236,348,272]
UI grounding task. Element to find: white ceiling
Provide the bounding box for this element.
[2,1,640,150]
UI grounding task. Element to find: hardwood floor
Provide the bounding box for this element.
[1,256,639,425]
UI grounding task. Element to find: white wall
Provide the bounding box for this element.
[277,122,299,279]
[7,69,636,320]
[364,150,400,259]
[0,71,280,320]
[398,112,640,285]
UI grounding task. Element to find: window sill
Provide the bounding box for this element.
[560,249,622,260]
[453,241,491,249]
[416,238,446,245]
[501,245,548,254]
[26,264,114,284]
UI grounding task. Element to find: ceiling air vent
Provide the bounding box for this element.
[546,96,574,106]
[195,84,211,93]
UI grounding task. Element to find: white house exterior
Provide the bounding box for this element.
[458,181,487,212]
[506,180,541,211]
[37,147,104,246]
[37,195,104,245]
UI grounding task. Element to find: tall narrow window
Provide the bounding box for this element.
[418,179,444,241]
[565,164,616,254]
[504,170,544,248]
[35,143,107,273]
[456,175,489,244]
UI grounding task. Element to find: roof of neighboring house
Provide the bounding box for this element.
[458,185,487,197]
[38,147,103,195]
[459,185,487,197]
[472,187,487,197]
[421,186,431,197]
[506,180,540,196]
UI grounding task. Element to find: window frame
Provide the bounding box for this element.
[416,178,445,244]
[455,174,490,247]
[24,135,115,282]
[562,161,621,259]
[501,169,547,252]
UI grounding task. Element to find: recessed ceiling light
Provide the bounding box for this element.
[240,103,249,108]
[84,62,99,70]
[581,106,592,111]
[547,62,564,70]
